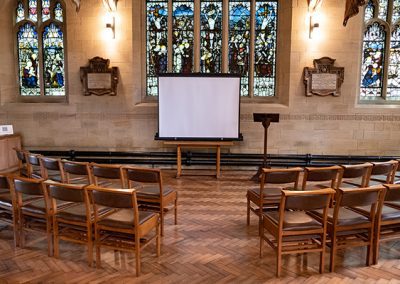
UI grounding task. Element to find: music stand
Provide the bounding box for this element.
[251,113,280,181]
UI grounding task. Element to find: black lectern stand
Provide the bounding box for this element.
[251,113,280,182]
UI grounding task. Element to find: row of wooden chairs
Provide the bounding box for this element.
[14,148,178,236]
[261,184,400,277]
[247,161,399,225]
[0,175,160,276]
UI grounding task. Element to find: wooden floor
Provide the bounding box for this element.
[1,170,400,283]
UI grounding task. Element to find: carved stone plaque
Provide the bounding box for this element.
[303,57,344,97]
[80,57,119,96]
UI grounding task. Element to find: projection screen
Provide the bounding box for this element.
[157,74,241,141]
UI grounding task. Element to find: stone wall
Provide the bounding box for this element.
[0,0,399,156]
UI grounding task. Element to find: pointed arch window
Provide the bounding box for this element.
[15,0,67,102]
[360,0,400,102]
[145,0,279,99]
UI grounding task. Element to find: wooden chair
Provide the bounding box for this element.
[0,174,19,247]
[10,176,52,255]
[122,166,178,236]
[90,163,124,188]
[40,157,65,183]
[260,188,335,277]
[302,166,343,190]
[366,184,400,264]
[14,148,29,177]
[87,184,161,276]
[26,152,44,179]
[338,163,373,188]
[44,181,111,266]
[61,160,93,185]
[246,167,302,226]
[368,160,398,186]
[311,186,385,272]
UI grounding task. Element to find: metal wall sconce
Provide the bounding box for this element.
[307,0,323,39]
[103,0,118,39]
[309,15,320,39]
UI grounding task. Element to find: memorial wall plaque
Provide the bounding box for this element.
[80,56,119,96]
[303,57,344,97]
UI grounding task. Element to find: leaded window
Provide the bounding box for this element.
[15,0,67,101]
[145,0,279,98]
[360,0,400,102]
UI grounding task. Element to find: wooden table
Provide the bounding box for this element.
[164,141,234,178]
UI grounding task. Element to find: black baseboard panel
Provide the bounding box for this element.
[30,150,400,168]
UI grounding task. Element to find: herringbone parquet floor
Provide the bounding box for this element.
[1,170,400,283]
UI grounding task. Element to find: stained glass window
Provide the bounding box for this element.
[17,23,40,96]
[229,0,251,96]
[54,2,63,22]
[360,23,386,99]
[200,0,222,73]
[364,1,374,23]
[146,0,168,96]
[15,0,66,99]
[387,25,400,99]
[393,0,400,23]
[29,0,38,22]
[145,0,280,98]
[42,0,51,22]
[253,0,277,97]
[360,0,400,102]
[172,0,194,73]
[16,2,25,23]
[43,23,65,96]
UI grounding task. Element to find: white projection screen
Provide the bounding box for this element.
[157,74,241,140]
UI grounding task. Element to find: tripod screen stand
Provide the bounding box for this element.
[251,113,280,181]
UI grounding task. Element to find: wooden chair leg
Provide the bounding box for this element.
[373,232,380,265]
[12,209,19,248]
[319,247,325,274]
[174,198,178,225]
[46,217,53,257]
[87,226,93,267]
[95,228,101,268]
[276,241,282,277]
[259,235,263,258]
[156,219,161,257]
[366,228,374,266]
[160,210,164,237]
[329,234,337,273]
[53,220,59,258]
[135,234,141,277]
[246,198,250,226]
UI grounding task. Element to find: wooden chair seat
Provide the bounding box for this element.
[264,211,322,231]
[312,207,370,226]
[136,185,175,198]
[248,186,283,198]
[21,198,72,215]
[55,204,111,223]
[98,209,156,229]
[353,204,400,222]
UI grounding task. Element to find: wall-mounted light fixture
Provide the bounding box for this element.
[307,0,323,39]
[103,0,118,39]
[309,15,320,39]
